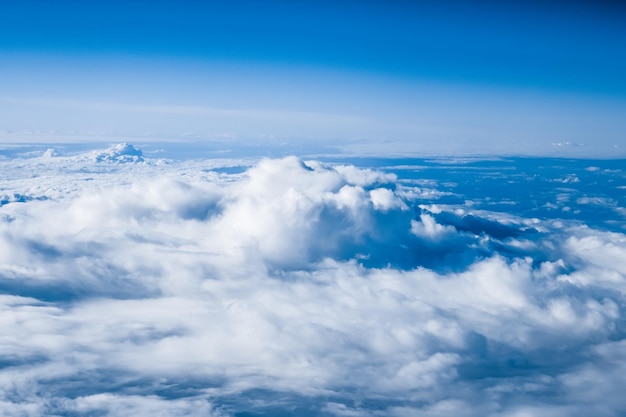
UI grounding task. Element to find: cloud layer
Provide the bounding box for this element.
[1,144,626,416]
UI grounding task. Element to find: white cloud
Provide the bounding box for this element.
[69,394,219,417]
[1,145,625,415]
[411,214,455,240]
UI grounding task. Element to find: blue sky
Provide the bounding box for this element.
[1,0,625,155]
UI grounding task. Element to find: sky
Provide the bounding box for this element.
[1,0,626,155]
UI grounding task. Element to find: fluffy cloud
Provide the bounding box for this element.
[0,145,625,416]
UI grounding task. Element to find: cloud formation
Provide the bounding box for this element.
[1,144,625,416]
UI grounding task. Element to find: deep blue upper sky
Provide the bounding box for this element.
[1,0,625,155]
[3,0,625,92]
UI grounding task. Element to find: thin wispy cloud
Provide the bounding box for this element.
[1,96,367,122]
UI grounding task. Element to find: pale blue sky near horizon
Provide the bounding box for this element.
[1,0,625,156]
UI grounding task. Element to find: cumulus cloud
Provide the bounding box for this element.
[411,213,455,240]
[92,143,145,163]
[0,144,625,416]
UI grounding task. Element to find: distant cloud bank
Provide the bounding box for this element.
[1,144,626,416]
